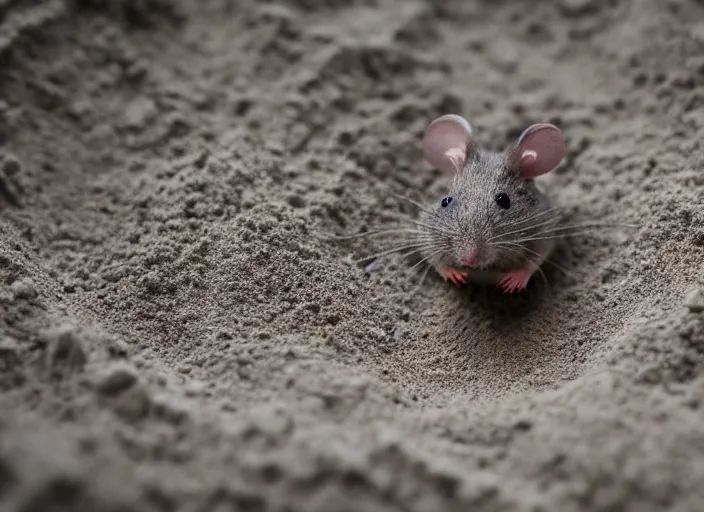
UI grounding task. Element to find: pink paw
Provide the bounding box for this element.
[497,267,532,294]
[437,265,468,288]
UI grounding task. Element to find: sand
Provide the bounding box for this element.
[0,0,703,510]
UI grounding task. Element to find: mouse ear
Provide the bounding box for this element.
[512,124,565,178]
[422,114,473,173]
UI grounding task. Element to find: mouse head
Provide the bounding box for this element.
[419,114,566,270]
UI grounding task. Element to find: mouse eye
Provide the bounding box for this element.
[495,193,511,209]
[440,196,453,208]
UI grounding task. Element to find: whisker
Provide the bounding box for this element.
[391,194,460,237]
[322,228,426,240]
[509,224,636,244]
[538,221,638,233]
[490,217,562,243]
[392,193,436,215]
[397,245,441,263]
[404,264,432,302]
[535,265,548,285]
[494,242,574,277]
[404,217,456,238]
[489,206,561,234]
[494,206,562,232]
[354,242,442,264]
[389,209,458,239]
[325,213,454,241]
[491,244,550,284]
[408,247,445,274]
[489,210,563,242]
[491,243,526,261]
[508,234,580,244]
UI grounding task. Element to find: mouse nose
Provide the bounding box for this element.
[460,247,480,267]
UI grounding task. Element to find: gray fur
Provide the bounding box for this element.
[417,146,560,279]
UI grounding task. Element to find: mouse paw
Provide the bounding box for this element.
[437,265,467,287]
[497,267,532,294]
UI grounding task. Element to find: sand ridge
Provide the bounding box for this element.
[0,0,703,510]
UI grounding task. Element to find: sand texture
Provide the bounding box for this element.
[1,0,704,510]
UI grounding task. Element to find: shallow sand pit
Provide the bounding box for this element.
[0,0,703,510]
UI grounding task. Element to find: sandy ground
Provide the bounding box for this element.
[0,0,703,510]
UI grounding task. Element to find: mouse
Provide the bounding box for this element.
[417,114,567,294]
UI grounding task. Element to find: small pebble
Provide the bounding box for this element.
[109,387,151,422]
[95,364,139,396]
[559,0,597,17]
[123,97,157,130]
[43,325,87,371]
[0,337,20,368]
[151,393,189,425]
[2,154,22,175]
[684,287,704,313]
[193,150,209,169]
[10,278,37,300]
[247,405,293,438]
[0,337,19,354]
[362,258,379,276]
[105,337,130,359]
[487,39,519,73]
[386,326,404,342]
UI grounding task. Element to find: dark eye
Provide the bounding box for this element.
[440,196,453,208]
[495,193,511,209]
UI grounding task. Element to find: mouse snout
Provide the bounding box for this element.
[460,247,481,267]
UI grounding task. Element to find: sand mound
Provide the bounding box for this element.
[1,0,703,510]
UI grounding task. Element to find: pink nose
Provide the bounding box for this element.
[461,248,480,266]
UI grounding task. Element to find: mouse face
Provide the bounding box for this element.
[418,115,565,272]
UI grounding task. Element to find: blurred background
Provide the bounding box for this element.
[0,1,703,511]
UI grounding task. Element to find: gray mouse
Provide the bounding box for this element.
[417,114,567,294]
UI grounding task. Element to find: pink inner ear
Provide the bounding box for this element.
[422,115,472,173]
[516,124,565,178]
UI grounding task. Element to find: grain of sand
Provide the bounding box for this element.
[1,0,704,511]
